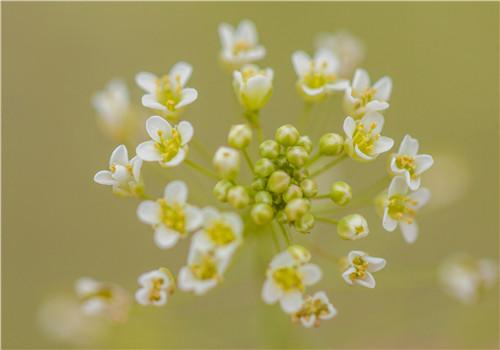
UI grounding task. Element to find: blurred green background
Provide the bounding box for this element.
[2,2,498,349]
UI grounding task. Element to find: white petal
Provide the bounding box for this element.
[237,19,257,45]
[301,85,325,97]
[409,188,431,209]
[131,157,143,182]
[373,136,394,155]
[142,94,167,111]
[193,279,218,295]
[261,279,283,304]
[81,299,106,315]
[176,88,198,109]
[178,267,195,291]
[292,51,311,77]
[280,291,303,314]
[343,116,356,138]
[352,68,370,92]
[135,72,157,93]
[154,226,180,249]
[191,231,214,252]
[111,165,129,183]
[382,208,398,232]
[373,76,392,101]
[75,277,99,296]
[365,100,389,112]
[347,250,364,263]
[315,49,339,74]
[342,267,356,285]
[137,201,161,225]
[201,206,220,224]
[300,315,317,328]
[243,47,266,62]
[414,154,434,175]
[135,288,151,305]
[146,116,172,142]
[361,112,384,134]
[221,212,243,236]
[326,79,350,91]
[354,144,374,161]
[299,264,322,286]
[169,62,192,87]
[398,134,419,155]
[218,23,234,50]
[406,172,421,191]
[178,121,194,145]
[164,180,188,205]
[270,251,295,269]
[185,205,203,232]
[356,272,376,288]
[400,221,419,244]
[365,257,386,272]
[162,147,186,167]
[110,144,129,166]
[388,176,408,197]
[136,141,161,162]
[94,170,115,185]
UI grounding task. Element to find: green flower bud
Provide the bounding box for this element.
[259,140,280,159]
[330,181,352,206]
[287,245,311,263]
[274,155,288,169]
[251,203,274,225]
[337,214,369,240]
[284,198,310,222]
[213,146,240,179]
[275,210,288,223]
[275,124,300,146]
[255,190,273,205]
[254,158,275,177]
[227,185,251,209]
[213,179,234,202]
[267,170,291,194]
[286,146,309,168]
[251,178,267,192]
[300,178,318,198]
[319,133,344,156]
[283,184,303,203]
[228,124,253,149]
[293,168,310,181]
[297,136,313,154]
[295,213,315,233]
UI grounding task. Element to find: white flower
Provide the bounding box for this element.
[292,291,337,328]
[136,116,193,167]
[292,49,349,102]
[439,255,498,304]
[213,146,241,179]
[93,144,143,197]
[337,214,369,240]
[74,277,130,322]
[135,268,175,306]
[191,207,243,259]
[315,31,365,78]
[390,135,434,190]
[262,250,322,314]
[343,112,394,161]
[219,20,266,68]
[135,62,198,117]
[342,251,386,288]
[343,68,392,119]
[233,64,273,111]
[137,180,203,249]
[382,176,431,244]
[178,246,231,295]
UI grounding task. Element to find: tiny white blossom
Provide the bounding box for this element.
[233,64,273,111]
[292,291,337,328]
[213,146,241,179]
[219,20,266,68]
[137,180,203,249]
[390,135,434,190]
[136,116,193,167]
[262,250,322,314]
[343,112,394,161]
[191,207,243,259]
[382,176,431,244]
[135,268,175,306]
[342,250,386,288]
[93,145,143,197]
[292,49,349,102]
[337,214,369,240]
[136,62,198,117]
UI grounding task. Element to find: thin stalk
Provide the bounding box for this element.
[315,216,339,225]
[277,221,291,246]
[184,159,219,180]
[297,102,313,132]
[312,194,330,200]
[269,224,281,252]
[306,152,322,167]
[242,149,254,173]
[311,154,347,177]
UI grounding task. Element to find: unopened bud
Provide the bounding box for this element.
[213,146,240,179]
[284,198,310,222]
[251,203,274,225]
[254,158,275,177]
[330,181,352,206]
[255,190,273,205]
[287,245,311,263]
[297,136,313,154]
[259,140,281,159]
[213,179,233,202]
[275,124,300,146]
[337,214,369,240]
[300,178,318,198]
[286,146,309,168]
[227,185,251,209]
[267,170,291,194]
[228,124,253,149]
[319,133,344,156]
[295,213,315,233]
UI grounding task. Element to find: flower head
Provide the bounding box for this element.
[337,214,369,240]
[292,291,337,328]
[135,268,175,306]
[219,20,266,68]
[136,62,198,118]
[390,135,434,190]
[233,64,273,112]
[343,112,394,161]
[292,49,349,102]
[343,68,392,119]
[382,176,431,243]
[342,250,386,288]
[136,116,193,167]
[262,249,322,313]
[94,144,143,197]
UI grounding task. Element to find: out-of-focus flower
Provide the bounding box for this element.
[343,68,392,119]
[439,254,498,304]
[262,249,322,313]
[292,291,337,328]
[337,214,369,240]
[136,62,198,118]
[191,207,243,258]
[389,135,434,190]
[233,64,273,112]
[315,31,365,78]
[342,251,386,288]
[74,277,130,322]
[136,116,193,167]
[382,176,431,244]
[292,49,349,102]
[93,144,143,197]
[213,146,241,179]
[135,268,175,306]
[343,112,394,161]
[137,180,203,249]
[219,20,266,68]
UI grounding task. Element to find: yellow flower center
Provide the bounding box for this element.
[352,122,380,155]
[349,256,369,281]
[156,76,182,111]
[232,40,252,55]
[147,277,165,302]
[294,296,331,324]
[157,198,185,234]
[190,254,218,280]
[303,62,336,89]
[272,266,304,291]
[396,155,417,177]
[154,128,182,163]
[353,87,376,109]
[388,194,418,224]
[206,220,235,246]
[81,286,114,303]
[355,225,365,235]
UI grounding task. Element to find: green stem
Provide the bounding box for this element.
[297,102,313,132]
[313,194,330,200]
[307,152,322,167]
[277,221,291,246]
[315,216,339,225]
[242,149,254,173]
[185,159,219,179]
[311,154,347,177]
[269,224,281,252]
